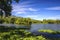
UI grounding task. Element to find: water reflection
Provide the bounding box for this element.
[30,24,60,32]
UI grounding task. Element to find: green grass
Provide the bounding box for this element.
[0,29,60,40]
[0,29,47,40]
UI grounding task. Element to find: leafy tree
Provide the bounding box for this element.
[56,20,60,24]
[43,19,47,24]
[0,0,19,17]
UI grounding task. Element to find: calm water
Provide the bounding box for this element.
[29,24,60,38]
[30,24,60,32]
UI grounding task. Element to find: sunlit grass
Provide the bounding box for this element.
[0,29,60,40]
[0,29,47,40]
[38,29,60,34]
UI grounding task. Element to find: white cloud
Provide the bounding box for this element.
[38,15,60,20]
[24,15,60,20]
[12,4,37,12]
[29,8,37,11]
[45,6,60,10]
[12,4,38,15]
[46,15,60,19]
[12,1,38,15]
[16,12,26,14]
[25,15,38,18]
[23,15,44,20]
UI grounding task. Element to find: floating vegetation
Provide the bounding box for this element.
[38,29,60,34]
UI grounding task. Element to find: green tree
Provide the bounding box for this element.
[56,20,60,24]
[43,19,47,24]
[0,0,19,17]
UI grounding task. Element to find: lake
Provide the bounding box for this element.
[29,24,60,38]
[30,24,60,32]
[0,24,60,32]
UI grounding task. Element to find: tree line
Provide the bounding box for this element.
[40,19,60,24]
[0,16,60,25]
[0,16,32,26]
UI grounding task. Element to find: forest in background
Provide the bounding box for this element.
[0,16,60,25]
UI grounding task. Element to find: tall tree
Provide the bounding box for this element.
[0,0,19,17]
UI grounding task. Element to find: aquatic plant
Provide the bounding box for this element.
[38,29,58,34]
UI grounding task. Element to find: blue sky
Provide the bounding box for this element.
[12,0,60,20]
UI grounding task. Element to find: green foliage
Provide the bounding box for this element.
[31,19,42,24]
[0,29,47,40]
[0,29,60,40]
[42,19,60,24]
[36,36,46,40]
[0,16,32,26]
[0,0,19,17]
[38,29,60,34]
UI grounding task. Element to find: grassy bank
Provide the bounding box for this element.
[0,28,60,40]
